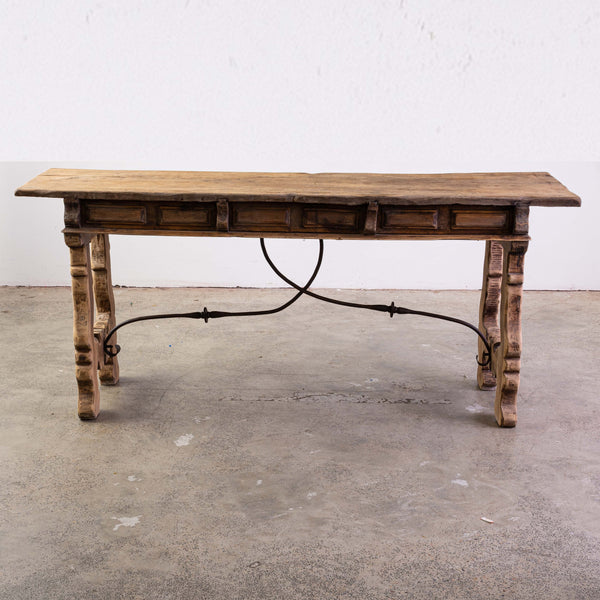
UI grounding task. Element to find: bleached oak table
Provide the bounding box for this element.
[16,169,580,426]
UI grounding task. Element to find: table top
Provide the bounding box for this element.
[16,169,580,207]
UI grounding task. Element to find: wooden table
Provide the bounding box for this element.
[16,169,580,426]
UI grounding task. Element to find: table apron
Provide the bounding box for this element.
[64,199,531,240]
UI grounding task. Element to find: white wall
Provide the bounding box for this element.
[1,2,599,289]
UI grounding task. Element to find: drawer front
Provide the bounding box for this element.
[301,207,361,232]
[231,204,291,232]
[158,205,213,228]
[85,204,147,225]
[380,208,439,231]
[74,200,521,238]
[451,209,509,231]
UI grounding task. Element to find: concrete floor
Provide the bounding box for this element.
[1,286,599,599]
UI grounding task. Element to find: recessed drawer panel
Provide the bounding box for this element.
[86,204,146,225]
[231,204,291,231]
[302,207,359,232]
[452,209,508,230]
[158,206,212,228]
[381,208,439,230]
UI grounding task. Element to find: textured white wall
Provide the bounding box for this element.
[1,2,599,289]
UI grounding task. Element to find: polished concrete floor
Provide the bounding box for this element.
[1,287,599,599]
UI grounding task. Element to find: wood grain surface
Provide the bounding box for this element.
[66,237,100,419]
[494,240,529,427]
[16,168,579,424]
[477,241,503,390]
[16,169,581,207]
[90,234,119,386]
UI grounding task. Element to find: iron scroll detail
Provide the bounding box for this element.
[103,239,492,367]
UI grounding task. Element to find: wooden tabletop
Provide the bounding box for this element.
[16,168,581,207]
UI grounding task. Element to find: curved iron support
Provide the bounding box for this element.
[103,239,492,366]
[259,239,492,366]
[103,240,324,357]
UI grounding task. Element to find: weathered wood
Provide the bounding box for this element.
[453,210,508,229]
[65,235,100,419]
[381,207,439,230]
[62,227,531,241]
[301,206,358,232]
[16,169,579,426]
[364,201,378,234]
[16,169,581,207]
[216,199,229,231]
[87,204,146,225]
[63,231,93,247]
[494,240,529,427]
[514,204,530,235]
[91,234,119,386]
[159,205,212,227]
[60,200,531,239]
[477,241,503,389]
[63,199,82,227]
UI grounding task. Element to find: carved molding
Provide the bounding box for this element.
[91,234,119,385]
[68,243,100,418]
[494,240,528,427]
[477,241,503,389]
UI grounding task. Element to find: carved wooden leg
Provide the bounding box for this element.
[477,241,503,389]
[91,234,119,385]
[66,235,100,419]
[494,241,528,427]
